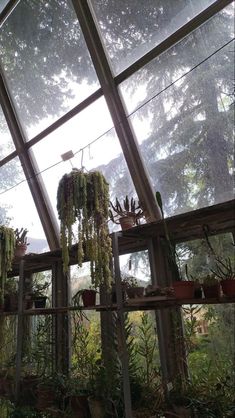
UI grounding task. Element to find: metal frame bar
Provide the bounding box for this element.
[1,0,232,173]
[0,71,60,250]
[0,0,20,27]
[72,0,162,221]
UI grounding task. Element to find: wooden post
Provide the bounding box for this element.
[112,232,133,418]
[52,261,70,374]
[15,259,25,403]
[148,237,188,394]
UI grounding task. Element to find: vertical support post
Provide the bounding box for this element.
[52,261,70,374]
[148,237,188,393]
[112,232,133,418]
[15,259,25,403]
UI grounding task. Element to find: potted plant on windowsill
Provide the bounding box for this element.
[122,275,145,299]
[14,227,29,258]
[155,192,195,299]
[57,169,112,289]
[72,286,97,308]
[203,229,235,297]
[109,196,145,230]
[201,274,221,299]
[31,280,49,308]
[212,257,235,297]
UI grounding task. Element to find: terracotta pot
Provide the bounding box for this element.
[88,397,105,418]
[81,290,96,307]
[203,283,221,298]
[221,279,235,297]
[126,286,145,299]
[70,395,90,417]
[119,216,135,230]
[15,243,27,258]
[173,281,195,299]
[36,385,55,410]
[173,405,191,417]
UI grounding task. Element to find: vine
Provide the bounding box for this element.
[57,169,112,288]
[0,226,16,303]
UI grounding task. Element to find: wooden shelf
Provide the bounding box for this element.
[8,199,235,276]
[1,296,234,316]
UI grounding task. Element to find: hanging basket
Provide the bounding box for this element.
[57,170,112,289]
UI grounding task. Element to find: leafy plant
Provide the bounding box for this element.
[57,169,112,288]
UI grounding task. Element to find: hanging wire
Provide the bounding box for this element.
[0,37,234,197]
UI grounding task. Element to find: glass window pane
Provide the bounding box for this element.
[0,0,100,140]
[31,98,136,230]
[90,0,216,75]
[0,104,15,158]
[0,0,9,14]
[0,157,49,252]
[120,7,234,216]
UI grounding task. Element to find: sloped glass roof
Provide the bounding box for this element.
[0,0,234,252]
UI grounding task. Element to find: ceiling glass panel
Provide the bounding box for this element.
[31,97,136,230]
[0,0,100,140]
[0,157,49,252]
[0,0,9,14]
[120,6,234,216]
[90,0,216,75]
[0,104,15,159]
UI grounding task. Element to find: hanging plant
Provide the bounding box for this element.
[0,226,16,303]
[57,169,112,288]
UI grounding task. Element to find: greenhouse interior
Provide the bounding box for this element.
[0,0,234,417]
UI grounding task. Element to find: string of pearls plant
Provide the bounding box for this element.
[0,226,16,302]
[57,169,112,288]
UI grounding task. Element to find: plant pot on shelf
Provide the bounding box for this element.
[202,283,221,298]
[221,279,235,297]
[14,243,27,258]
[70,394,90,418]
[172,281,195,299]
[126,286,145,299]
[81,289,97,307]
[119,216,135,230]
[88,397,105,418]
[36,384,56,410]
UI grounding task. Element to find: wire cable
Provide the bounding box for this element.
[0,37,234,197]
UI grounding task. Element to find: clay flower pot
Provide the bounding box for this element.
[119,216,135,230]
[173,281,195,299]
[221,279,235,297]
[15,243,27,258]
[81,289,97,307]
[126,286,145,299]
[202,283,221,298]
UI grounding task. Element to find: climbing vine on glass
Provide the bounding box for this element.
[57,169,112,288]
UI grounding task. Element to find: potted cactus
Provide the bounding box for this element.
[155,192,195,299]
[109,196,144,230]
[14,228,29,257]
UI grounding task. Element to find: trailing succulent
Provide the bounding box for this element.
[0,226,16,301]
[57,169,112,288]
